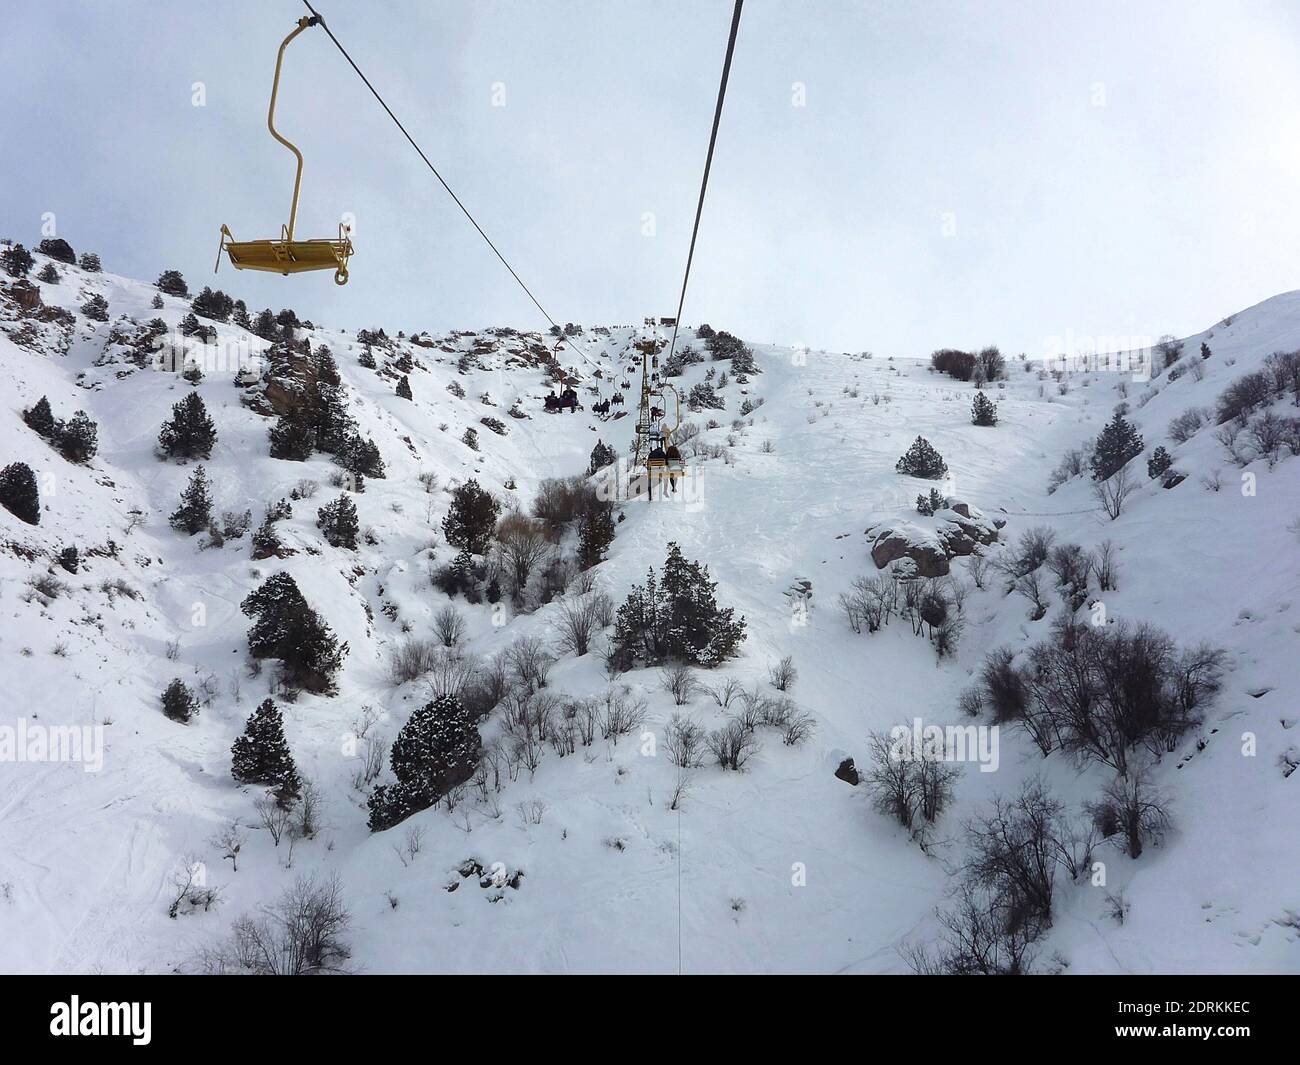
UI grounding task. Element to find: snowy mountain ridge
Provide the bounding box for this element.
[0,243,1297,975]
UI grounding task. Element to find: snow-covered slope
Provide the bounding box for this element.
[0,247,1296,974]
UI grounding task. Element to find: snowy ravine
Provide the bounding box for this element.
[0,247,1297,975]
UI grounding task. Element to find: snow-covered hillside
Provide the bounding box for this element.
[0,245,1296,975]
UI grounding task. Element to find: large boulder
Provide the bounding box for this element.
[867,522,951,577]
[866,501,1002,576]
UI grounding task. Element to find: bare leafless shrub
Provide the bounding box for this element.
[1046,447,1087,494]
[599,687,647,742]
[1013,570,1049,621]
[1168,406,1210,444]
[255,796,294,846]
[665,713,707,768]
[204,874,350,974]
[1088,768,1172,859]
[433,604,466,648]
[505,635,554,691]
[964,777,1062,939]
[966,552,990,590]
[1089,540,1119,591]
[516,798,548,826]
[210,822,246,873]
[659,661,699,705]
[1000,526,1056,580]
[353,735,386,791]
[701,675,743,710]
[495,513,554,597]
[1092,466,1137,520]
[706,718,760,770]
[389,637,441,685]
[758,695,797,730]
[1214,422,1254,467]
[424,648,478,701]
[1046,543,1089,611]
[782,710,816,746]
[554,591,613,657]
[903,879,1038,975]
[768,654,797,691]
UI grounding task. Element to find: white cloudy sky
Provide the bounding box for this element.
[3,0,1300,356]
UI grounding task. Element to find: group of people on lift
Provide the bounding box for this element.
[544,387,580,413]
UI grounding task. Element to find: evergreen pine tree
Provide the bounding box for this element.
[151,293,164,310]
[231,300,252,330]
[169,466,213,535]
[1091,412,1144,480]
[358,346,377,369]
[191,287,234,322]
[158,392,217,459]
[895,436,949,479]
[368,694,481,830]
[578,502,615,568]
[1,244,35,278]
[37,263,59,284]
[37,237,76,264]
[250,515,283,560]
[0,462,41,525]
[80,294,109,321]
[610,543,746,669]
[23,396,55,438]
[161,678,198,723]
[268,409,317,461]
[56,410,98,463]
[396,375,413,400]
[78,252,101,273]
[971,390,999,426]
[241,572,347,693]
[1200,342,1212,360]
[156,269,189,297]
[442,479,499,554]
[317,494,359,549]
[1147,446,1173,480]
[231,698,301,800]
[252,308,278,340]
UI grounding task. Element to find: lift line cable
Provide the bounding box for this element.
[664,0,745,367]
[301,1,563,333]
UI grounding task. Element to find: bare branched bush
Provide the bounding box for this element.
[1088,768,1172,859]
[1092,466,1137,520]
[1013,570,1049,621]
[701,675,743,709]
[782,710,816,746]
[204,874,351,975]
[1089,540,1119,591]
[389,637,441,685]
[433,604,466,648]
[706,718,760,770]
[425,648,479,701]
[255,795,294,846]
[495,513,554,597]
[598,687,647,742]
[659,661,699,705]
[499,635,550,691]
[665,713,707,768]
[554,591,613,657]
[768,654,797,692]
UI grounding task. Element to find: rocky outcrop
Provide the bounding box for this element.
[866,500,1003,578]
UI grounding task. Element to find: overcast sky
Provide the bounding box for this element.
[4,1,1300,357]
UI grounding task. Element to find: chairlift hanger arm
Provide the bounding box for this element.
[268,15,322,243]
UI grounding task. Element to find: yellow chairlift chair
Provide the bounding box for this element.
[217,16,353,285]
